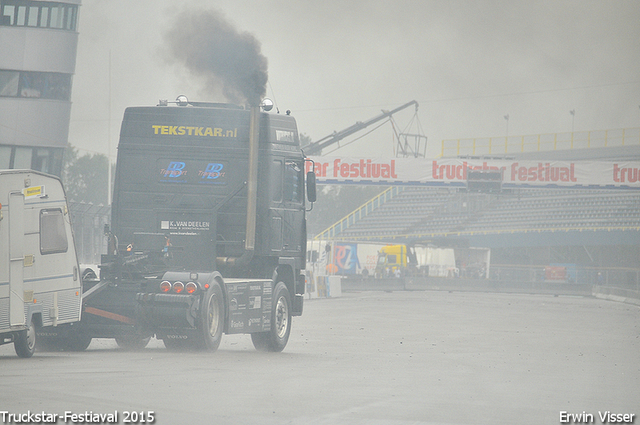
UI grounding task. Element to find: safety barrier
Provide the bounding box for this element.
[337,265,640,306]
[306,275,343,299]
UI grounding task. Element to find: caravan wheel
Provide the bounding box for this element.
[14,322,36,358]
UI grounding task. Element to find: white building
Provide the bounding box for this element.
[0,0,80,176]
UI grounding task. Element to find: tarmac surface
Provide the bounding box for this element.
[1,290,639,425]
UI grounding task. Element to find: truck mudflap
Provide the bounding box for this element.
[135,292,200,331]
[292,294,303,316]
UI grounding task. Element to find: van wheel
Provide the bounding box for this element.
[82,268,97,280]
[14,322,36,358]
[194,280,224,351]
[251,282,291,352]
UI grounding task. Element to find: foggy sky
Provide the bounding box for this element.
[68,0,640,161]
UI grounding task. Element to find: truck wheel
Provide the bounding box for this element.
[36,338,60,352]
[163,337,190,351]
[36,334,63,352]
[62,334,93,351]
[115,335,151,350]
[251,282,291,352]
[194,280,224,351]
[14,322,37,358]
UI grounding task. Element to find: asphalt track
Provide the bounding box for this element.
[1,290,638,425]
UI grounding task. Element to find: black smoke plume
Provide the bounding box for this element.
[164,8,268,106]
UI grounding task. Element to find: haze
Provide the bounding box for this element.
[68,0,640,161]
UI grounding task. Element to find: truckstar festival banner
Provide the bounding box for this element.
[305,156,640,189]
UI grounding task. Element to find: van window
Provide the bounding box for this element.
[40,208,68,254]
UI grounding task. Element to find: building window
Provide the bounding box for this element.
[13,146,32,169]
[0,69,71,100]
[40,208,68,255]
[0,146,11,168]
[1,1,77,31]
[1,145,64,176]
[0,70,19,96]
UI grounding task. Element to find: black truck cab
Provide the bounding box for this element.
[81,101,315,352]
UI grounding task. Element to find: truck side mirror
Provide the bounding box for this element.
[306,171,317,203]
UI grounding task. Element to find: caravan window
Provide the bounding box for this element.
[40,208,68,254]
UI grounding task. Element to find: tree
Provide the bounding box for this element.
[62,143,110,205]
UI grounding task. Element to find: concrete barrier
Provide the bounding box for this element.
[339,276,640,306]
[593,285,640,306]
[307,275,343,299]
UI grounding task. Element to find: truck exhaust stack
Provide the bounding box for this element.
[245,105,260,252]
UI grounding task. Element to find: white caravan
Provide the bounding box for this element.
[0,170,82,357]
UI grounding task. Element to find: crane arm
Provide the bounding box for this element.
[303,100,418,156]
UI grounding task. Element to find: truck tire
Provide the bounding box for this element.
[115,335,151,350]
[62,334,93,351]
[36,338,60,352]
[194,280,224,351]
[251,282,291,352]
[163,337,190,351]
[14,322,36,358]
[36,333,63,352]
[37,328,91,352]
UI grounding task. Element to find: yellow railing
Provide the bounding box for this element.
[440,127,640,157]
[313,186,403,240]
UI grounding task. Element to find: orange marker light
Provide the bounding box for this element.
[185,282,197,294]
[160,281,172,293]
[173,281,184,294]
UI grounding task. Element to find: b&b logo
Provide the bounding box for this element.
[162,161,187,178]
[201,163,224,180]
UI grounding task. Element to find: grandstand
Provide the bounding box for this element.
[323,186,640,243]
[314,142,640,271]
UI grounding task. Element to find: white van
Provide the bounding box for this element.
[0,170,82,357]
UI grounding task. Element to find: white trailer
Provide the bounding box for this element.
[0,170,82,357]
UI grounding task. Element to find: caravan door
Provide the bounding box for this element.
[9,191,25,327]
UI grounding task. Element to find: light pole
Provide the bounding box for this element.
[504,114,509,153]
[108,50,112,206]
[570,110,575,132]
[570,110,575,148]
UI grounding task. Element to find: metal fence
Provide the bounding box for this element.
[68,202,110,265]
